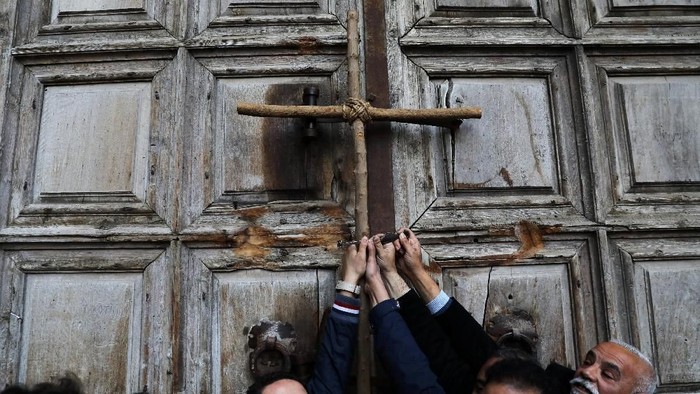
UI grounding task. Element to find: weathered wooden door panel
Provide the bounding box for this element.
[0,247,173,393]
[446,265,577,368]
[212,269,334,391]
[582,51,700,227]
[13,0,182,50]
[187,0,351,40]
[0,53,179,235]
[601,237,700,392]
[177,54,353,231]
[426,234,602,369]
[421,0,577,38]
[181,245,344,392]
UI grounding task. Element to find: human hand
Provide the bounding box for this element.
[341,236,368,285]
[364,241,389,307]
[373,233,398,273]
[393,228,441,303]
[393,228,424,277]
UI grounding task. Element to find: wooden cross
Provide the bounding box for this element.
[237,10,481,241]
[237,10,481,391]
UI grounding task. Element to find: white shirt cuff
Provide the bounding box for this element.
[426,290,450,315]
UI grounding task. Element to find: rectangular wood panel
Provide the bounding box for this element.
[211,269,334,392]
[444,77,557,190]
[611,0,700,7]
[35,83,151,197]
[435,0,537,11]
[53,0,145,15]
[19,273,142,392]
[223,0,320,8]
[217,78,331,196]
[585,53,700,227]
[634,261,700,385]
[610,76,699,184]
[443,264,577,368]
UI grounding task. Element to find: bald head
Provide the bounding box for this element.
[572,341,656,394]
[260,379,307,394]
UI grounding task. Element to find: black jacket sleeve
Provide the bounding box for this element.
[397,291,476,394]
[371,298,446,394]
[307,294,360,394]
[434,297,498,373]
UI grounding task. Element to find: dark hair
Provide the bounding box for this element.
[1,373,83,394]
[492,346,537,362]
[485,358,551,394]
[246,371,305,394]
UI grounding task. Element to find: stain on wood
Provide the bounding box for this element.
[262,84,309,193]
[455,220,547,265]
[296,36,319,55]
[513,220,545,259]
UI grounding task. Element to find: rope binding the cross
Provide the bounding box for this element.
[342,98,373,124]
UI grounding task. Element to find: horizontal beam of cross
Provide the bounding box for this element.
[237,101,482,129]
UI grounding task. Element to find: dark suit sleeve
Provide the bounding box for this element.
[434,297,498,373]
[307,294,360,394]
[397,291,476,394]
[371,298,446,394]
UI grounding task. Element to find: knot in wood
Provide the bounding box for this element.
[342,98,372,123]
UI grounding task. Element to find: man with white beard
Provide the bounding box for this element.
[566,340,657,394]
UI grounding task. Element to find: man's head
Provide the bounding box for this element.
[246,372,307,394]
[258,379,306,394]
[571,340,657,394]
[1,372,83,394]
[475,347,537,394]
[481,358,550,394]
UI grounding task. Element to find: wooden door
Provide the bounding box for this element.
[0,1,356,392]
[1,1,699,393]
[385,0,700,392]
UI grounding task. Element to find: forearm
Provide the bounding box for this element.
[405,268,441,304]
[382,271,411,300]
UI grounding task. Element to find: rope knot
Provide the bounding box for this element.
[342,98,372,123]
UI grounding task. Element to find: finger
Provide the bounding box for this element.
[357,236,368,257]
[398,230,410,250]
[367,239,376,260]
[372,234,384,250]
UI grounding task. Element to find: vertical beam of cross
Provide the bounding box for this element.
[347,11,369,240]
[346,11,372,393]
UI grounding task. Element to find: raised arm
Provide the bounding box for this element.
[307,237,367,394]
[365,241,445,394]
[395,229,497,378]
[374,233,477,393]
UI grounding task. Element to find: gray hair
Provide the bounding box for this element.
[609,340,657,394]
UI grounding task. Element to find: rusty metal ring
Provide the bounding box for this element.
[496,328,537,356]
[249,340,293,378]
